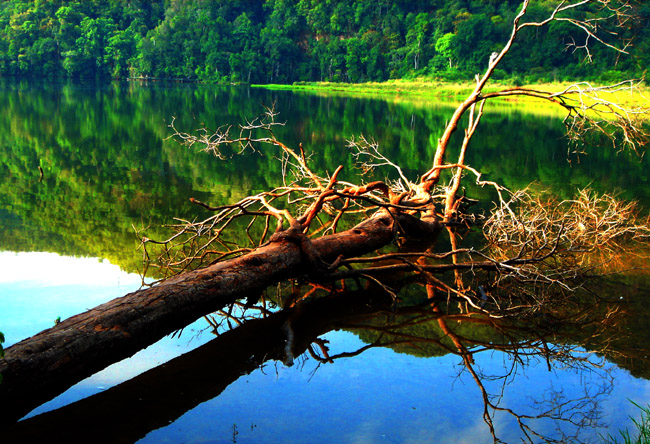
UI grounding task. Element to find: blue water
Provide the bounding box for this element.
[1,253,647,443]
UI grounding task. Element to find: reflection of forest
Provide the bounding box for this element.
[1,81,647,273]
[0,81,647,275]
[595,275,650,380]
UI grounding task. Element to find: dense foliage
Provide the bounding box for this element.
[0,0,647,83]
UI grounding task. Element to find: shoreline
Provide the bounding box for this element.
[252,78,650,109]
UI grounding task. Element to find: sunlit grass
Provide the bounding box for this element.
[255,78,650,117]
[256,78,494,97]
[499,81,650,119]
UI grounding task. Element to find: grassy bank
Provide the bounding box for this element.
[254,78,650,109]
[254,78,490,97]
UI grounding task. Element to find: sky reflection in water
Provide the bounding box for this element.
[1,253,649,442]
[0,251,143,346]
[139,329,650,444]
[0,252,211,418]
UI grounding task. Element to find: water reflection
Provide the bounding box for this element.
[0,81,647,275]
[4,282,646,443]
[0,252,142,346]
[1,81,648,443]
[0,252,216,423]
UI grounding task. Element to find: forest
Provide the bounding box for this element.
[0,0,648,83]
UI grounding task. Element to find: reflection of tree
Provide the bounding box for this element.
[434,308,613,444]
[138,2,648,325]
[3,283,627,443]
[0,80,647,266]
[297,283,624,443]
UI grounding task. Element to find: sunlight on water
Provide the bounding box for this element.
[0,251,137,286]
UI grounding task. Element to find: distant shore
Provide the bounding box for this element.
[253,78,650,109]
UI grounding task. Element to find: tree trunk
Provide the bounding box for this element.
[0,210,439,423]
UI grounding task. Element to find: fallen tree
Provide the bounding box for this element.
[1,0,648,433]
[3,288,402,444]
[0,210,436,423]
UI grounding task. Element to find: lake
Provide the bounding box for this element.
[0,80,649,443]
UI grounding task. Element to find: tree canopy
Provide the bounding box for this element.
[0,0,647,82]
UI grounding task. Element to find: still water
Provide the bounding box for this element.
[0,80,649,443]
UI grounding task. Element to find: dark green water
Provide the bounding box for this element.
[1,81,649,443]
[1,80,648,272]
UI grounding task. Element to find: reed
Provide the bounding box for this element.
[604,402,650,444]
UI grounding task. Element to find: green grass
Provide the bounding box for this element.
[604,402,650,444]
[253,78,650,110]
[254,78,493,97]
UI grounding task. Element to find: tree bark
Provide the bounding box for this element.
[0,210,439,423]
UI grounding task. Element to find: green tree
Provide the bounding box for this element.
[0,0,644,82]
[25,37,59,77]
[54,3,84,53]
[404,12,431,72]
[296,0,331,31]
[106,24,140,78]
[434,32,456,69]
[62,16,116,78]
[329,2,353,35]
[226,12,262,83]
[360,29,386,81]
[260,0,304,83]
[324,38,346,82]
[344,37,368,82]
[453,13,498,73]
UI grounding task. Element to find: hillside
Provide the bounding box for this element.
[0,0,647,83]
